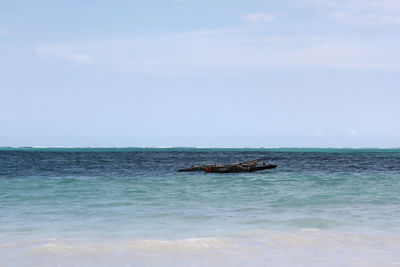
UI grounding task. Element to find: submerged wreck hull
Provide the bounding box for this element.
[204,164,277,173]
[178,159,277,173]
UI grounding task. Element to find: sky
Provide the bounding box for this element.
[1,0,400,147]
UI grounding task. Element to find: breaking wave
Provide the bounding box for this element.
[1,229,400,267]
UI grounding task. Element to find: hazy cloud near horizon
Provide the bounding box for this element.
[35,29,400,75]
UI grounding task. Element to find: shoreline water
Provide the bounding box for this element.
[2,229,400,266]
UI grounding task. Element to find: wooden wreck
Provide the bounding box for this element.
[178,159,277,173]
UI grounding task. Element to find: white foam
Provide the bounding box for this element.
[1,230,400,266]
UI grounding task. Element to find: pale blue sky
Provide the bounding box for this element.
[1,0,400,147]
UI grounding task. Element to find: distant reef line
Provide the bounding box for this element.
[0,146,399,152]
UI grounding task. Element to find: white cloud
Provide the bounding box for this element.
[35,28,400,76]
[304,0,400,11]
[243,13,282,23]
[332,11,400,26]
[302,0,400,26]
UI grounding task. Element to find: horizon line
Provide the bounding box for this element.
[0,146,399,150]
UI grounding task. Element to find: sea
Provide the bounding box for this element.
[0,147,399,266]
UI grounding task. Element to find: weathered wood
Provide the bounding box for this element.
[178,159,277,173]
[177,165,210,172]
[204,163,276,173]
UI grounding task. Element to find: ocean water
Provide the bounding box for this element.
[0,147,399,266]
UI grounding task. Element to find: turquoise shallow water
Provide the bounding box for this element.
[0,148,399,266]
